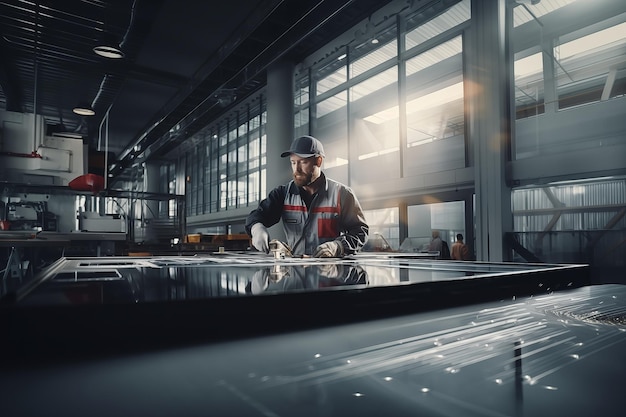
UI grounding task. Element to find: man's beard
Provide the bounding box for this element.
[293,171,313,187]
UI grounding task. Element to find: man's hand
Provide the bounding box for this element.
[269,239,293,258]
[251,223,270,253]
[313,240,344,258]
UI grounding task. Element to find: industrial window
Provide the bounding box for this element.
[513,0,626,160]
[555,20,626,108]
[351,66,399,185]
[350,24,397,79]
[208,131,219,213]
[305,0,469,187]
[316,91,347,119]
[514,50,544,118]
[316,57,347,96]
[512,0,576,28]
[362,207,400,252]
[405,36,464,145]
[405,0,470,50]
[316,89,349,184]
[294,74,310,138]
[403,33,465,177]
[185,94,266,215]
[407,201,466,251]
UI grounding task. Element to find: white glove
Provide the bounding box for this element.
[269,239,293,258]
[313,240,344,258]
[318,263,342,278]
[251,223,270,253]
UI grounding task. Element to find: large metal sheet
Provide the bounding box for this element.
[8,253,589,306]
[1,282,624,417]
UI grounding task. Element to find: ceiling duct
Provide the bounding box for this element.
[215,88,237,108]
[111,0,394,182]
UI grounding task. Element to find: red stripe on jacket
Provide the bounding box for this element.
[284,205,339,214]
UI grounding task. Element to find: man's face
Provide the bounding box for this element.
[290,155,319,186]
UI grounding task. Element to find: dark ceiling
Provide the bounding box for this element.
[0,0,393,185]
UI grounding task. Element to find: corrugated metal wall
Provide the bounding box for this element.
[511,177,626,267]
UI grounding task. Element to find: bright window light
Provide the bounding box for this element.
[363,106,398,124]
[363,82,464,124]
[407,82,464,114]
[556,22,626,60]
[358,147,399,160]
[359,151,379,160]
[515,52,543,79]
[324,157,349,169]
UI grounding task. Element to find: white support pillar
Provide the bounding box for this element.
[467,0,514,262]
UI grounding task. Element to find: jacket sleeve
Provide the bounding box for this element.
[337,186,369,254]
[245,185,287,235]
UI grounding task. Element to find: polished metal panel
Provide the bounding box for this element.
[8,253,589,306]
[2,253,613,416]
[1,282,624,416]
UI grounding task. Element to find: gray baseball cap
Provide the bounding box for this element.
[280,135,325,158]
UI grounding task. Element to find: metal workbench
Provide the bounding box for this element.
[2,252,624,417]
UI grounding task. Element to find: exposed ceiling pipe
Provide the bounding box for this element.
[119,0,139,50]
[104,112,109,190]
[32,2,39,153]
[97,109,111,190]
[110,0,290,169]
[33,56,38,153]
[90,0,138,146]
[113,0,359,175]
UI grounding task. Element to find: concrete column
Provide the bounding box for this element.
[145,161,161,213]
[467,0,514,261]
[266,59,295,187]
[265,59,295,242]
[144,161,161,243]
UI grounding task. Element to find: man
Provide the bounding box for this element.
[428,230,443,252]
[245,135,369,257]
[451,233,470,260]
[428,229,450,259]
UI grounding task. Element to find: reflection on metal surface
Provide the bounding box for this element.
[0,250,621,417]
[53,270,123,282]
[250,263,367,294]
[3,284,623,417]
[545,294,626,327]
[230,285,625,417]
[260,289,626,388]
[4,254,589,306]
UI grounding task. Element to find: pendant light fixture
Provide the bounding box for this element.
[73,102,96,116]
[93,42,125,59]
[93,15,125,59]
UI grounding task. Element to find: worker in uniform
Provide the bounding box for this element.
[245,135,369,257]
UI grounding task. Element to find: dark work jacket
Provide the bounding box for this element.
[245,172,369,256]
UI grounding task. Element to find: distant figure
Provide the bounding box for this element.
[451,233,470,260]
[428,229,450,259]
[428,230,443,252]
